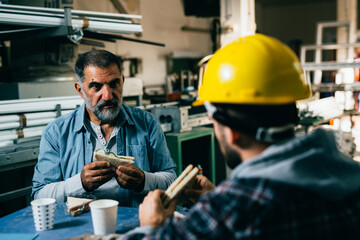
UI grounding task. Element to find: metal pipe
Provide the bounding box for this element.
[23,126,45,138]
[0,141,13,148]
[27,118,56,127]
[0,98,83,115]
[0,12,142,34]
[301,42,360,51]
[0,98,82,107]
[302,62,360,71]
[0,118,56,131]
[0,96,81,105]
[0,104,79,115]
[83,31,165,47]
[0,8,133,24]
[0,130,17,141]
[0,115,18,124]
[0,122,19,131]
[0,3,141,20]
[0,110,71,125]
[0,126,45,140]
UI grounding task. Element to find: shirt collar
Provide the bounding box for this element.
[74,104,86,133]
[74,104,134,133]
[120,104,135,126]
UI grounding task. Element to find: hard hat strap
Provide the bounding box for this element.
[204,101,217,118]
[255,124,295,143]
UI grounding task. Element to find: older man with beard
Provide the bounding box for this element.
[31,50,177,207]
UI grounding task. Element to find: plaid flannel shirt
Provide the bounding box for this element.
[123,177,360,240]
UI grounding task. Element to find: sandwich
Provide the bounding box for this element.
[94,149,135,168]
[162,164,199,207]
[67,196,93,216]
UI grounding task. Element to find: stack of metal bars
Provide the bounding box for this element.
[0,3,143,35]
[0,96,83,148]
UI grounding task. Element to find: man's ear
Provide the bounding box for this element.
[229,129,241,145]
[229,128,253,149]
[74,82,84,99]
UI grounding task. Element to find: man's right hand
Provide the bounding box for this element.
[80,161,115,192]
[183,175,216,203]
[139,190,177,228]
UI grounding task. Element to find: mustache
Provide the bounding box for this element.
[97,99,119,109]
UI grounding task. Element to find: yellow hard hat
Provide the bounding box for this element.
[193,34,311,106]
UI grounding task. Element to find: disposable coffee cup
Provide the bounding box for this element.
[90,199,118,235]
[31,198,56,231]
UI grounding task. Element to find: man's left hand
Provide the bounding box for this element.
[115,165,145,192]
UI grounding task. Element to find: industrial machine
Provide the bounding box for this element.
[148,104,211,133]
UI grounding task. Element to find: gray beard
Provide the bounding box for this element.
[82,90,122,122]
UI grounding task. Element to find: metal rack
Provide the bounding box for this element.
[299,20,359,157]
[301,21,357,86]
[300,20,360,107]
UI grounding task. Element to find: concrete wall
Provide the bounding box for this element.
[75,0,212,87]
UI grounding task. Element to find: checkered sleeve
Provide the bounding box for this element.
[122,179,273,240]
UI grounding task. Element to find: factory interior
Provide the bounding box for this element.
[1,0,360,238]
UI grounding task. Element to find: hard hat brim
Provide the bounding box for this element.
[192,99,204,106]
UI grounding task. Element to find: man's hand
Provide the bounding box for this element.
[183,175,216,203]
[139,190,177,228]
[81,161,115,192]
[115,165,145,192]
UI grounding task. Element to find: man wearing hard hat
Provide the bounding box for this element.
[120,34,360,239]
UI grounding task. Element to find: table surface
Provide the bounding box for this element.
[0,203,140,240]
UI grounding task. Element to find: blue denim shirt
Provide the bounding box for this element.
[32,104,177,207]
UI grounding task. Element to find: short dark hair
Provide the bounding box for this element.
[74,50,122,83]
[212,103,299,142]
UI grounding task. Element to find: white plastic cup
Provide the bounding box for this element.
[89,199,119,235]
[30,198,56,231]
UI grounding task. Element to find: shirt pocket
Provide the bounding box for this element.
[127,145,150,172]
